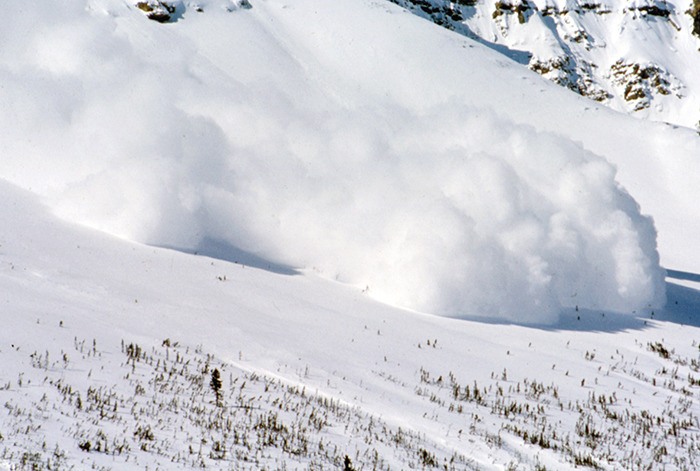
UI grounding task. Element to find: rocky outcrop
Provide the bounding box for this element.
[492,0,534,23]
[384,0,698,128]
[530,56,609,101]
[628,1,671,18]
[689,0,700,38]
[610,60,681,110]
[539,2,612,15]
[134,0,252,22]
[388,0,469,25]
[530,56,577,89]
[136,1,177,23]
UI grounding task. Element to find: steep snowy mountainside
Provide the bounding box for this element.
[1,0,699,322]
[390,0,700,129]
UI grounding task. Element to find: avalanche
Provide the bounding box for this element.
[1,1,700,470]
[0,0,687,322]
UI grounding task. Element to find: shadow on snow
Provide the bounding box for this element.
[159,237,298,276]
[462,273,700,333]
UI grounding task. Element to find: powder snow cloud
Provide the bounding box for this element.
[0,0,665,323]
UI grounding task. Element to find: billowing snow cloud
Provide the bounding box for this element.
[0,0,665,323]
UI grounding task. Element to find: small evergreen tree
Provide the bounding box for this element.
[210,368,223,407]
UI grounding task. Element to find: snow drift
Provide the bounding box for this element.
[0,0,666,322]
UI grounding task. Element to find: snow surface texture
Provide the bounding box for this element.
[0,0,690,323]
[0,180,699,470]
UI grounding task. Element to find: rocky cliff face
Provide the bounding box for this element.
[133,0,251,22]
[389,0,700,129]
[691,0,700,37]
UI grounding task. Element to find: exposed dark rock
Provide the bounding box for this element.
[577,3,612,14]
[492,0,533,23]
[447,8,464,21]
[629,1,672,18]
[540,3,611,16]
[530,56,609,101]
[540,6,558,16]
[567,29,590,43]
[529,56,572,75]
[637,5,671,17]
[136,1,177,23]
[385,0,692,121]
[688,0,700,38]
[389,0,471,28]
[610,60,679,110]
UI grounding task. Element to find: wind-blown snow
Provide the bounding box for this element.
[0,0,670,322]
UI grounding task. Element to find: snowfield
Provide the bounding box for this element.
[1,180,699,470]
[1,0,700,469]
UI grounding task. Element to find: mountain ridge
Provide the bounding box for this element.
[390,0,700,129]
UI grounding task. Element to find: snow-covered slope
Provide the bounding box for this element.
[1,0,700,469]
[1,176,700,470]
[391,0,700,129]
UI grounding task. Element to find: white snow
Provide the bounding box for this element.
[0,177,699,470]
[0,1,699,468]
[2,0,693,322]
[394,0,700,130]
